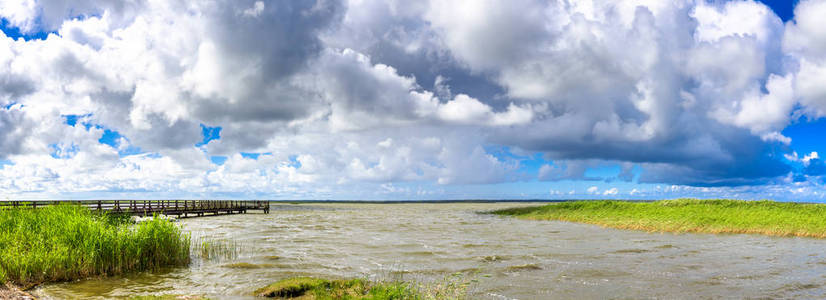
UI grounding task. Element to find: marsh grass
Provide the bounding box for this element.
[254,277,465,300]
[254,269,475,299]
[412,272,474,300]
[0,204,190,286]
[491,199,826,238]
[191,237,241,262]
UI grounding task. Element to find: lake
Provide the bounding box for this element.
[37,203,826,299]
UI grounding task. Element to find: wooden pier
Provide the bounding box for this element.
[0,200,270,218]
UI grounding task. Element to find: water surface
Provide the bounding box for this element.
[38,203,826,299]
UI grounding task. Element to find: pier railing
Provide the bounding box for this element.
[0,200,270,217]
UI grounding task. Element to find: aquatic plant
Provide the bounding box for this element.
[254,277,420,299]
[491,199,826,238]
[129,294,209,300]
[220,262,275,269]
[129,295,211,300]
[191,237,241,262]
[254,273,474,300]
[413,272,473,300]
[0,204,190,286]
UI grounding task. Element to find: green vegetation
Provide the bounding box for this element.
[491,199,826,238]
[254,277,418,299]
[192,237,240,261]
[0,205,190,286]
[254,274,473,299]
[221,262,275,269]
[129,295,210,300]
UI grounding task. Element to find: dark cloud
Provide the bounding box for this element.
[0,107,28,158]
[0,74,35,102]
[126,114,202,150]
[183,0,346,124]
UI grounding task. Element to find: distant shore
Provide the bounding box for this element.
[491,199,826,238]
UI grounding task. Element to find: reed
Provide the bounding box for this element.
[0,204,190,286]
[491,199,826,238]
[191,237,241,262]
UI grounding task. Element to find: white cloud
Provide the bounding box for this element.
[603,188,619,196]
[587,186,599,194]
[0,0,825,200]
[436,94,533,126]
[785,0,826,117]
[242,1,265,17]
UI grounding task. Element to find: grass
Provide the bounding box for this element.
[129,295,210,300]
[254,274,473,299]
[254,277,418,299]
[0,204,191,286]
[490,199,826,238]
[191,237,241,262]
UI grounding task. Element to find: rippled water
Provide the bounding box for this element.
[37,203,826,299]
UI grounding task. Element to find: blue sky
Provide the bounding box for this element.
[1,0,826,201]
[758,0,798,21]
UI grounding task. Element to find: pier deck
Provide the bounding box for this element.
[0,200,270,217]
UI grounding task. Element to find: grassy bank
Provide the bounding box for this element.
[491,199,826,238]
[0,205,190,286]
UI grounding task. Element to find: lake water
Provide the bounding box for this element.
[37,203,826,299]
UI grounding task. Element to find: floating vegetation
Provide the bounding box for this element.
[0,205,190,286]
[480,255,505,262]
[254,273,475,300]
[129,295,211,300]
[504,264,542,272]
[491,199,826,238]
[611,249,651,254]
[220,262,275,269]
[254,277,418,299]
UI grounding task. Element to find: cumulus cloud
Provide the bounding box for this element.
[603,188,619,196]
[0,0,825,199]
[784,0,826,118]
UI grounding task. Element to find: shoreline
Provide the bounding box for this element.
[491,199,826,238]
[0,283,35,300]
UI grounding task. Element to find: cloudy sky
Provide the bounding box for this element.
[1,0,825,201]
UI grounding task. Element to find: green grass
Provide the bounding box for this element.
[254,277,418,299]
[192,237,240,261]
[491,199,826,238]
[129,295,210,300]
[0,204,191,286]
[254,275,472,299]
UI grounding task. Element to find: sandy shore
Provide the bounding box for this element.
[0,283,36,300]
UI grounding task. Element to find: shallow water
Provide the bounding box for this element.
[37,203,826,299]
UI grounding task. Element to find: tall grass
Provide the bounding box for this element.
[191,236,241,262]
[491,199,826,238]
[0,204,190,286]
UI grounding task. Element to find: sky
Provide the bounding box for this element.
[1,0,826,201]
